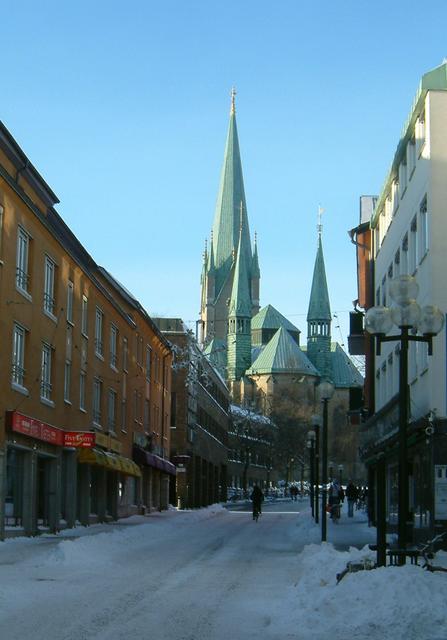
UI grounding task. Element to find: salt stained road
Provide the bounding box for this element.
[1,502,446,640]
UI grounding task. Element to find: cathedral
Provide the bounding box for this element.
[199,91,363,478]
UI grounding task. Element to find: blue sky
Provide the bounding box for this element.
[2,1,447,347]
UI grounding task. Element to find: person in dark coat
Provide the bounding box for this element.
[345,480,358,517]
[250,485,264,521]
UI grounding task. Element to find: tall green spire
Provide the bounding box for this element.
[307,219,332,380]
[212,88,253,297]
[227,214,252,381]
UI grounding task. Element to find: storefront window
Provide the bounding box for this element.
[5,448,24,526]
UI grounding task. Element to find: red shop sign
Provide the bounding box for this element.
[64,432,95,448]
[8,411,64,446]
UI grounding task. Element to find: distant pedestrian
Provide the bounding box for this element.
[345,480,358,517]
[328,480,342,521]
[250,485,264,521]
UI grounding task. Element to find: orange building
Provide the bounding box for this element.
[0,121,174,538]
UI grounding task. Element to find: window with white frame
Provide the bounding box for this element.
[41,343,53,402]
[416,109,426,155]
[93,377,102,425]
[12,323,26,388]
[419,195,428,262]
[81,295,88,336]
[95,307,104,357]
[66,281,74,324]
[43,255,56,316]
[409,215,418,274]
[108,389,117,432]
[409,341,417,382]
[381,275,387,307]
[401,233,409,274]
[16,227,30,293]
[80,371,86,411]
[110,325,118,369]
[408,134,416,176]
[392,180,399,214]
[64,361,71,402]
[399,160,407,197]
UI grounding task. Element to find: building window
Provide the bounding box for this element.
[110,325,118,369]
[108,389,117,432]
[134,389,142,423]
[381,275,387,307]
[123,337,128,372]
[43,255,56,317]
[408,134,416,176]
[409,215,418,274]
[121,398,127,432]
[399,160,407,197]
[394,249,400,277]
[41,343,53,402]
[16,227,31,293]
[95,307,104,357]
[0,204,4,258]
[81,295,88,336]
[419,195,428,262]
[136,335,143,366]
[144,399,150,431]
[80,371,86,411]
[146,346,152,381]
[12,323,26,389]
[416,109,425,155]
[64,361,71,403]
[375,287,380,307]
[401,233,409,274]
[93,378,102,425]
[66,281,74,324]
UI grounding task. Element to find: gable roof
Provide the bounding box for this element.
[251,304,300,333]
[246,327,318,376]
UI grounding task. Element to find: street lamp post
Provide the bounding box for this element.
[311,414,322,524]
[307,430,316,518]
[319,380,335,542]
[365,275,444,564]
[338,464,344,486]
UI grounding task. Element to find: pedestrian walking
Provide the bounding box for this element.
[250,485,264,521]
[345,480,358,517]
[328,480,342,522]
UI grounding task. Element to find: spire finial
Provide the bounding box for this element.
[317,205,325,239]
[230,87,237,115]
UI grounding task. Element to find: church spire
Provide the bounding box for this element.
[211,89,252,297]
[227,209,252,382]
[307,207,332,379]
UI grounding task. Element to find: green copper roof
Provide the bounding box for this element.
[307,236,331,322]
[301,342,364,388]
[246,327,318,376]
[252,236,260,279]
[211,106,253,296]
[251,304,299,333]
[228,224,252,317]
[330,343,363,388]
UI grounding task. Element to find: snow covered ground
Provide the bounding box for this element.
[0,501,446,640]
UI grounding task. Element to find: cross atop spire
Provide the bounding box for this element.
[231,87,237,115]
[317,205,325,239]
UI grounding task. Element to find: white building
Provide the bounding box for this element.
[358,61,447,540]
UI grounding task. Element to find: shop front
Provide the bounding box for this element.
[133,444,176,512]
[3,411,64,537]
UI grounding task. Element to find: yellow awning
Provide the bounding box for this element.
[78,448,141,478]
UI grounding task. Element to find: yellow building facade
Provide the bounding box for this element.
[0,122,174,538]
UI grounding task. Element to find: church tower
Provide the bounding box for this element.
[199,89,260,350]
[307,213,332,380]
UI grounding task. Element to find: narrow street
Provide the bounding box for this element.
[0,502,319,640]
